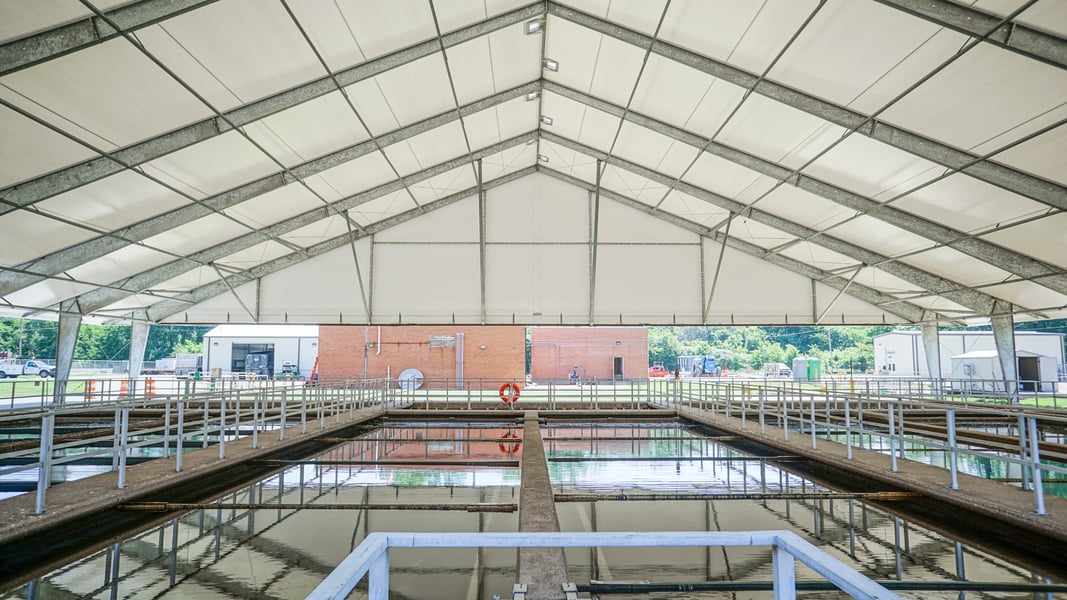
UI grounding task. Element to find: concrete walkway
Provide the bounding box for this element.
[517,411,569,600]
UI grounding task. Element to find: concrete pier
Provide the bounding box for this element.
[517,411,569,599]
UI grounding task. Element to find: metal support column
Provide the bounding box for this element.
[921,320,941,380]
[990,300,1019,403]
[52,305,81,405]
[588,159,602,325]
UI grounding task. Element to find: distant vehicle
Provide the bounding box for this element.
[677,355,721,377]
[762,362,792,377]
[173,353,202,377]
[0,359,56,379]
[245,351,272,378]
[276,361,302,380]
[648,363,669,378]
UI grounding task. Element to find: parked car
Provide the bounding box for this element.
[648,363,670,378]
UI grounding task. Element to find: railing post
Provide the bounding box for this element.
[279,388,288,439]
[219,395,226,459]
[301,384,308,434]
[1018,414,1030,490]
[253,391,260,449]
[176,400,184,473]
[809,391,817,450]
[163,400,171,457]
[946,408,959,490]
[889,402,898,472]
[117,406,129,489]
[844,395,852,460]
[1029,417,1046,516]
[368,548,389,600]
[772,543,796,600]
[202,395,209,449]
[34,413,54,514]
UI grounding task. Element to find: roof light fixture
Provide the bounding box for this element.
[525,19,543,35]
[538,154,549,163]
[543,58,559,72]
[526,90,540,102]
[526,138,537,145]
[541,115,553,125]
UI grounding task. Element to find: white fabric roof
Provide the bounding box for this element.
[1,0,1066,327]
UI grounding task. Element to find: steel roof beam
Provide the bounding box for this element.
[0,1,542,213]
[543,131,1005,315]
[539,167,930,324]
[547,2,1067,213]
[143,165,537,322]
[544,81,1067,296]
[0,82,537,297]
[0,0,221,77]
[873,0,1067,70]
[52,133,536,316]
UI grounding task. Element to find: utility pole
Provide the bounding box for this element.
[18,318,24,358]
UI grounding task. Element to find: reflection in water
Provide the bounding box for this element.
[1,421,1057,599]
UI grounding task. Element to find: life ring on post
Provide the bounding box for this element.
[499,382,520,404]
[499,430,521,454]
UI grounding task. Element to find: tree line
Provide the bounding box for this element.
[650,319,1067,374]
[0,318,209,362]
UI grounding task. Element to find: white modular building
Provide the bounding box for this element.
[203,325,319,377]
[873,331,1065,379]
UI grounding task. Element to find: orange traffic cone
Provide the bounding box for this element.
[85,380,96,401]
[119,379,128,399]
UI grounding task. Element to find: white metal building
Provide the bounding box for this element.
[873,330,1066,378]
[203,324,318,377]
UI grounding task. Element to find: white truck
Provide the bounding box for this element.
[0,359,56,378]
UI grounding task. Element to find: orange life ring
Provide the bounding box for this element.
[499,382,520,404]
[499,430,521,454]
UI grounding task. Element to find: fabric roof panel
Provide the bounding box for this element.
[397,120,470,174]
[65,245,174,287]
[879,44,1067,152]
[800,134,943,201]
[280,215,348,249]
[5,280,98,311]
[0,104,97,188]
[598,199,698,244]
[141,213,252,256]
[486,25,543,94]
[373,53,457,126]
[980,214,1067,270]
[657,190,729,228]
[34,170,191,232]
[0,1,88,44]
[144,0,324,106]
[543,15,601,94]
[659,0,821,74]
[306,152,396,200]
[1,38,213,148]
[0,211,98,266]
[754,184,857,232]
[408,165,478,205]
[715,93,846,168]
[900,246,1015,288]
[587,31,647,107]
[824,216,935,257]
[776,242,859,273]
[329,0,436,61]
[374,193,476,243]
[990,122,1067,186]
[282,0,365,72]
[214,240,293,272]
[612,121,699,179]
[462,97,539,150]
[768,0,947,109]
[728,218,796,250]
[680,152,764,201]
[149,266,220,296]
[890,172,1050,235]
[628,55,713,130]
[1015,0,1067,38]
[242,91,371,168]
[222,183,326,230]
[984,281,1067,315]
[854,267,925,295]
[349,190,413,228]
[141,130,281,198]
[342,77,402,136]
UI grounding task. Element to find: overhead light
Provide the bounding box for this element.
[525,19,542,35]
[541,115,553,125]
[538,154,549,163]
[526,138,537,145]
[543,58,559,72]
[526,90,540,102]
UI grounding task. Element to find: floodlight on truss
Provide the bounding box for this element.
[543,58,559,71]
[525,19,543,34]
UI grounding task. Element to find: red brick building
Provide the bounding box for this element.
[530,327,648,382]
[318,325,525,386]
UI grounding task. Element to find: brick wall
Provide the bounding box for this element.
[319,325,525,387]
[530,327,648,381]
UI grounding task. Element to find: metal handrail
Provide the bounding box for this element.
[306,530,898,600]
